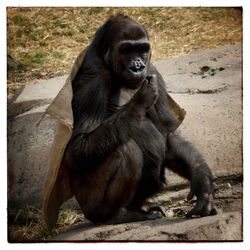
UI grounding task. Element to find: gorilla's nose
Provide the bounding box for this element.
[131,59,145,72]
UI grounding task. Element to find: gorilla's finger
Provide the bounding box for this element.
[187,190,195,201]
[186,196,207,218]
[210,207,218,215]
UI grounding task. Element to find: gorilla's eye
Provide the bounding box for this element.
[119,43,132,53]
[119,42,150,55]
[136,43,150,54]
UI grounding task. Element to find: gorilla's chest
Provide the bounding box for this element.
[107,87,138,115]
[107,87,164,136]
[118,87,138,106]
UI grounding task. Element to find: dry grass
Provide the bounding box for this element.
[7,7,242,97]
[8,206,85,242]
[7,7,242,241]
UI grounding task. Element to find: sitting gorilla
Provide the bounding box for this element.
[63,14,217,223]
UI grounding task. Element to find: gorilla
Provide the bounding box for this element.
[62,14,217,223]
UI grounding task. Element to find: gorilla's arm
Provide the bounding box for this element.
[165,133,217,217]
[65,77,158,169]
[146,66,217,217]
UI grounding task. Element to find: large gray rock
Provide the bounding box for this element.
[156,44,242,185]
[7,77,66,207]
[51,212,242,241]
[8,75,67,118]
[8,105,55,207]
[7,43,242,209]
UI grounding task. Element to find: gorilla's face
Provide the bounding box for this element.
[104,21,151,89]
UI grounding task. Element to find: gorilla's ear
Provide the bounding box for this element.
[104,48,112,68]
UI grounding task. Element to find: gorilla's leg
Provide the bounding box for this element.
[128,120,166,209]
[165,132,218,217]
[70,139,164,224]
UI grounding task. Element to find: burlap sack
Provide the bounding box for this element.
[42,48,186,231]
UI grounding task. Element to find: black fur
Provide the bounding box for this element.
[63,14,217,223]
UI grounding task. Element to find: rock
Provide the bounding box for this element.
[8,105,55,207]
[154,44,241,94]
[158,43,242,186]
[7,75,66,207]
[51,212,242,241]
[8,75,67,118]
[7,43,242,210]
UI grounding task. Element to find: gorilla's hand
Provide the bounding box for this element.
[134,74,159,111]
[186,172,218,218]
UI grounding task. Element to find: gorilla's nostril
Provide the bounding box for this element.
[135,61,141,69]
[130,59,145,71]
[130,61,145,72]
